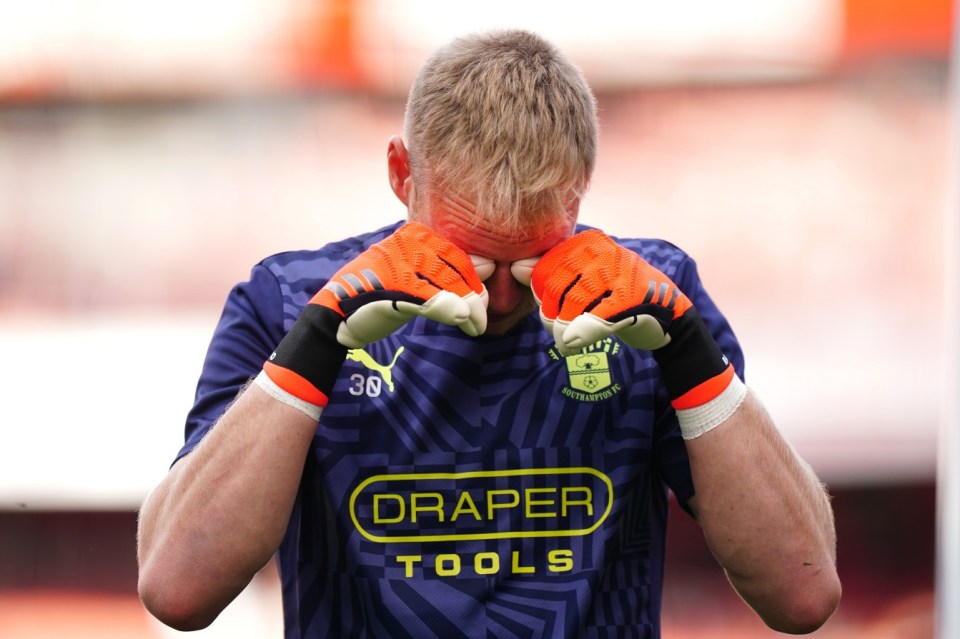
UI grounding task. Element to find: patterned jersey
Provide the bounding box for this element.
[177,221,745,639]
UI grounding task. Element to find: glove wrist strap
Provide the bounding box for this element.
[652,307,745,437]
[652,307,731,401]
[263,304,348,409]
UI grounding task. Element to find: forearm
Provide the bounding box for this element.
[685,389,840,633]
[137,384,318,630]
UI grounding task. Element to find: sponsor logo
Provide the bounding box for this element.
[349,467,613,544]
[347,346,404,395]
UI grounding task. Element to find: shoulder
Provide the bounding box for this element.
[258,221,403,283]
[582,226,745,376]
[252,221,403,322]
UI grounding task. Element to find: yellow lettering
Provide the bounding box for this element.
[374,494,405,524]
[548,549,574,573]
[411,493,444,523]
[393,550,577,578]
[524,487,557,518]
[487,489,520,519]
[396,555,422,578]
[562,487,593,517]
[474,552,500,575]
[435,554,461,577]
[511,550,535,574]
[451,491,482,522]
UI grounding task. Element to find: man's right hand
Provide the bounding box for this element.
[258,222,488,417]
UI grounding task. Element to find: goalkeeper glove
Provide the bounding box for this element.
[528,230,746,439]
[255,222,488,419]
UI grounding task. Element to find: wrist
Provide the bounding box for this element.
[674,374,747,439]
[652,307,744,438]
[253,370,324,421]
[262,304,348,409]
[652,307,731,402]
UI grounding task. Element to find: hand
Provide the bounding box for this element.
[315,221,488,348]
[528,230,693,356]
[529,230,744,436]
[259,222,488,415]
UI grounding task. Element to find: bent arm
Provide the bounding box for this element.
[137,385,316,631]
[685,389,841,634]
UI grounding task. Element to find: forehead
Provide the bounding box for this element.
[427,193,576,261]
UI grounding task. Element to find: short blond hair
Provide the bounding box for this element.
[404,29,598,236]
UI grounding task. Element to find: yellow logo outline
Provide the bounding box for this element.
[349,467,614,543]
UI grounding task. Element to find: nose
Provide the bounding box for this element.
[485,263,525,315]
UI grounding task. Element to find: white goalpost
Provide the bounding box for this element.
[937,9,959,638]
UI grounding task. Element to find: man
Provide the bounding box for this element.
[137,29,840,638]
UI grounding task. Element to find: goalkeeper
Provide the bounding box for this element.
[137,29,840,638]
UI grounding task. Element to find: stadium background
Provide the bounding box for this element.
[0,0,952,636]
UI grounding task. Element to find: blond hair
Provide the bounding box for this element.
[404,29,598,236]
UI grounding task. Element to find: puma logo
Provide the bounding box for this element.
[346,346,405,392]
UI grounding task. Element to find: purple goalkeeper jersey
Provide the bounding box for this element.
[177,221,745,639]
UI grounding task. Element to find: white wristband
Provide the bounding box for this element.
[675,374,747,440]
[253,370,323,422]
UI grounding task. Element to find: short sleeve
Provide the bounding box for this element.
[174,263,286,464]
[651,252,745,512]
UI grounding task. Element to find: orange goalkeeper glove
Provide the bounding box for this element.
[255,222,488,419]
[529,230,746,438]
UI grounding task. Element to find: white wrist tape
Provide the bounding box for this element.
[675,374,747,440]
[253,370,323,421]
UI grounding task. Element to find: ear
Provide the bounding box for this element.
[387,135,412,206]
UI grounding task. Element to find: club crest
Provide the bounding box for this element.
[550,338,623,402]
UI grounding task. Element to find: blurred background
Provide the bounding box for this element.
[0,0,953,636]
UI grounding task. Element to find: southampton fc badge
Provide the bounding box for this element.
[551,338,623,402]
[568,352,611,392]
